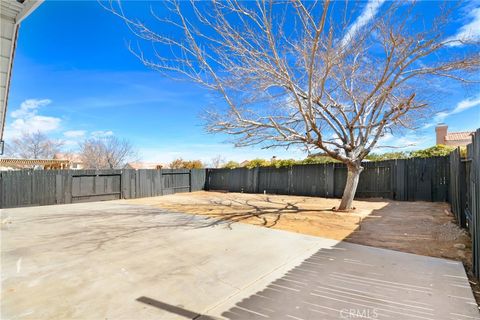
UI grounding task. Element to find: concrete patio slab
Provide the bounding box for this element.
[1,200,478,320]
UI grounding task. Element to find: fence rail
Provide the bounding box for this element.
[0,169,206,209]
[206,156,450,202]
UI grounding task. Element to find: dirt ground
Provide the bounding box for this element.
[127,191,477,300]
[127,191,470,262]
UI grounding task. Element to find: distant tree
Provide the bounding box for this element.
[300,156,339,165]
[184,160,204,169]
[5,131,64,159]
[366,151,409,161]
[223,161,240,169]
[245,159,271,169]
[79,136,137,169]
[169,158,204,169]
[209,155,225,168]
[108,1,479,210]
[366,145,457,160]
[271,159,297,168]
[169,158,185,169]
[410,145,454,158]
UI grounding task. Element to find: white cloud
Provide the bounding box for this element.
[91,130,114,138]
[340,0,386,47]
[4,99,61,139]
[445,6,480,47]
[425,94,480,128]
[376,132,430,150]
[63,130,86,138]
[10,99,51,118]
[452,94,480,114]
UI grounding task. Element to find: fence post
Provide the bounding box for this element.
[64,171,72,204]
[395,159,406,201]
[288,166,293,195]
[253,167,259,193]
[325,163,335,198]
[189,169,192,192]
[204,169,210,191]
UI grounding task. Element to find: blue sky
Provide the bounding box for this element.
[4,0,480,164]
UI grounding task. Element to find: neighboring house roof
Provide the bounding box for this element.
[1,0,44,142]
[53,153,83,163]
[0,158,70,168]
[239,160,250,167]
[125,162,163,170]
[445,131,474,141]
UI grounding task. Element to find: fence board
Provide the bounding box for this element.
[191,169,206,192]
[0,169,207,208]
[206,156,450,202]
[450,149,469,228]
[258,167,290,195]
[290,164,327,197]
[0,153,458,209]
[446,129,480,278]
[469,129,480,277]
[206,168,256,193]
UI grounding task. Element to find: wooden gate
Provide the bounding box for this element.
[71,174,121,203]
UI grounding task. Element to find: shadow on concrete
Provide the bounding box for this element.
[219,245,402,320]
[136,296,216,320]
[14,206,218,254]
[136,241,477,320]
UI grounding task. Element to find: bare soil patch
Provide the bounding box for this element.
[127,191,470,263]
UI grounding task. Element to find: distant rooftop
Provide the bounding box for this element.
[445,131,474,141]
[125,162,163,170]
[435,124,474,147]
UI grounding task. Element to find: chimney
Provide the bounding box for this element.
[435,124,448,145]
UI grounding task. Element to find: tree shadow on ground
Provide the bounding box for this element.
[6,206,214,254]
[197,196,335,229]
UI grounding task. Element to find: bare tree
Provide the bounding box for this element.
[5,131,64,159]
[106,1,479,210]
[79,136,137,169]
[209,155,225,168]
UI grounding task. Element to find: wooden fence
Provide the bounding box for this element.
[0,169,206,209]
[450,129,480,277]
[206,156,450,202]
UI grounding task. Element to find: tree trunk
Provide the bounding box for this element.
[338,163,363,211]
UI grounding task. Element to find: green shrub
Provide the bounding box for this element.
[225,144,458,171]
[366,152,409,161]
[409,144,454,158]
[245,158,271,169]
[271,159,297,168]
[299,156,339,164]
[223,161,240,169]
